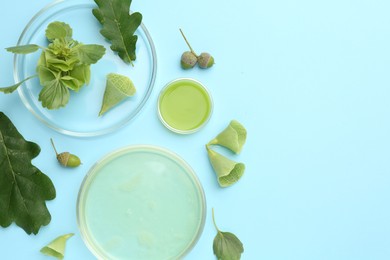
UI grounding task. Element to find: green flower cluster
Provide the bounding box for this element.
[37,21,106,109]
[1,21,106,109]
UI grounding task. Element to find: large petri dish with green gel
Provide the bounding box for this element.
[77,145,206,260]
[158,78,213,134]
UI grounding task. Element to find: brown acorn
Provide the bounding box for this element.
[181,51,198,69]
[50,138,81,168]
[197,52,214,69]
[179,29,214,69]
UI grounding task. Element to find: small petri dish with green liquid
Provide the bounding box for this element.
[77,145,206,259]
[158,78,213,134]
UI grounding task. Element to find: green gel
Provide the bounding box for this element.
[158,78,212,133]
[77,146,205,260]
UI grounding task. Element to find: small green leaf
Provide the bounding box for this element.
[45,21,73,41]
[212,209,244,260]
[37,65,57,85]
[37,51,47,68]
[213,232,244,260]
[73,44,106,64]
[6,44,41,54]
[99,73,136,116]
[70,64,91,85]
[0,112,56,234]
[0,75,37,94]
[60,76,83,91]
[40,233,74,260]
[38,76,70,109]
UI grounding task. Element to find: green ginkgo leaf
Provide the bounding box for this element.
[0,112,56,235]
[40,233,74,260]
[206,146,245,187]
[99,73,136,116]
[208,120,247,154]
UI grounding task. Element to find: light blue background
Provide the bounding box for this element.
[1,0,390,259]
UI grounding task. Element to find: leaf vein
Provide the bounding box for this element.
[0,131,31,224]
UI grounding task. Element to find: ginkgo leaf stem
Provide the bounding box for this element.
[179,28,198,57]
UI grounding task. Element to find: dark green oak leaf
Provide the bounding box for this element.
[93,0,142,64]
[0,112,56,235]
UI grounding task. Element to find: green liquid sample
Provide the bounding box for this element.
[159,79,212,132]
[78,146,205,260]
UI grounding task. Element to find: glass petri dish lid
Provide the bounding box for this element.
[77,145,206,260]
[14,0,157,137]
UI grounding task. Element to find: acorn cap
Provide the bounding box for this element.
[57,152,70,166]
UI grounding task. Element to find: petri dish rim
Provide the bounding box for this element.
[76,144,207,259]
[157,78,213,135]
[14,0,157,137]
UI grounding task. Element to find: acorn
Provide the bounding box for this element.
[179,28,214,69]
[181,51,198,69]
[50,138,81,168]
[197,52,214,69]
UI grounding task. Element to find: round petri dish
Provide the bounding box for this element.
[14,0,157,137]
[77,145,206,260]
[157,78,213,134]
